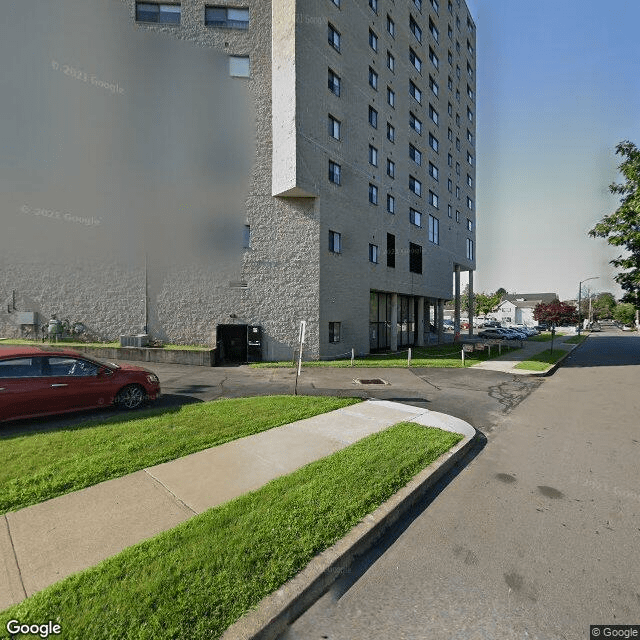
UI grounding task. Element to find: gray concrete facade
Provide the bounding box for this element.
[1,0,475,361]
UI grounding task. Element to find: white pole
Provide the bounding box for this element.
[294,320,306,395]
[351,348,354,367]
[461,348,465,366]
[408,347,412,367]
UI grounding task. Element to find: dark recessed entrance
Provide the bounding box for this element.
[217,324,248,363]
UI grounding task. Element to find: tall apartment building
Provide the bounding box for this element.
[1,0,476,361]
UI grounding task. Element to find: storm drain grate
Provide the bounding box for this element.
[354,378,388,385]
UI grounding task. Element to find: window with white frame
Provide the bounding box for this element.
[409,81,422,104]
[429,18,439,42]
[467,196,473,210]
[429,75,439,96]
[410,112,422,134]
[387,15,395,37]
[466,238,474,260]
[410,48,422,73]
[328,23,341,51]
[428,104,438,125]
[410,208,422,227]
[387,122,395,142]
[467,218,473,231]
[410,15,422,43]
[387,86,395,107]
[369,105,378,128]
[429,47,439,68]
[467,173,473,187]
[136,3,181,23]
[328,114,341,139]
[329,230,341,253]
[369,0,378,13]
[387,159,395,178]
[409,176,422,196]
[328,68,341,95]
[369,183,379,204]
[429,162,438,180]
[369,29,378,51]
[369,67,378,90]
[243,224,251,248]
[448,204,452,217]
[429,133,439,152]
[387,193,395,213]
[431,0,439,12]
[205,6,249,29]
[429,190,439,208]
[369,244,379,263]
[409,144,422,165]
[369,145,378,166]
[414,0,422,9]
[447,178,452,193]
[229,56,250,77]
[329,322,341,343]
[428,214,439,244]
[448,153,453,167]
[456,209,460,222]
[467,151,474,165]
[468,107,474,122]
[387,51,395,72]
[455,185,460,198]
[328,160,341,185]
[467,129,474,144]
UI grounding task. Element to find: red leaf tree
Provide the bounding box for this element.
[533,301,578,326]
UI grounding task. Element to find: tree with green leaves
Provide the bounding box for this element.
[589,141,640,327]
[614,302,636,326]
[587,292,617,320]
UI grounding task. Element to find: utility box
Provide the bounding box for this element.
[120,334,149,348]
[16,312,36,325]
[247,325,262,362]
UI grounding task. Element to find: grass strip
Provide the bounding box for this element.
[251,343,521,369]
[0,396,360,514]
[563,334,588,344]
[0,422,462,639]
[513,349,567,371]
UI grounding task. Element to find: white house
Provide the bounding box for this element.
[493,293,559,326]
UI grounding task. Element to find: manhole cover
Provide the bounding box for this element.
[354,378,388,385]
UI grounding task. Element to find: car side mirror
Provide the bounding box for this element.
[98,367,112,376]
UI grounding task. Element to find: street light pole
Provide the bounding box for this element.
[577,276,599,335]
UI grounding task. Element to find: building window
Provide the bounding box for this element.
[331,0,340,6]
[447,76,453,91]
[467,84,475,101]
[410,208,422,227]
[448,101,453,116]
[410,112,422,134]
[467,39,474,55]
[369,244,379,263]
[456,89,461,102]
[136,2,181,23]
[387,14,395,37]
[456,161,460,175]
[429,75,439,96]
[205,6,249,28]
[368,105,378,128]
[409,144,422,165]
[409,176,422,197]
[387,233,396,268]
[447,178,452,192]
[429,162,438,180]
[428,214,439,244]
[410,15,422,42]
[369,145,378,167]
[448,204,452,218]
[229,56,250,77]
[468,107,474,122]
[456,113,461,126]
[387,87,396,107]
[428,104,438,125]
[242,224,251,248]
[369,183,379,204]
[369,67,378,90]
[429,133,439,152]
[328,115,341,140]
[431,0,440,13]
[387,122,395,142]
[329,230,341,253]
[328,68,341,96]
[409,81,422,104]
[467,61,474,78]
[369,0,378,12]
[467,129,474,145]
[455,185,460,198]
[467,196,473,210]
[448,127,453,141]
[467,218,473,231]
[329,322,341,343]
[456,209,460,222]
[447,153,453,167]
[467,152,474,165]
[466,238,474,261]
[429,47,439,68]
[387,193,395,214]
[456,64,461,79]
[387,51,395,72]
[429,18,439,42]
[429,190,439,208]
[369,29,378,52]
[387,159,395,178]
[467,173,473,187]
[410,48,422,73]
[448,49,453,65]
[414,0,422,10]
[448,25,453,40]
[328,23,341,51]
[409,242,423,274]
[328,160,341,185]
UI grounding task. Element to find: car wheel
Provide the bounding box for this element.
[115,384,146,410]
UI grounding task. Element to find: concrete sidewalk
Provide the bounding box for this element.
[469,334,579,375]
[0,400,474,612]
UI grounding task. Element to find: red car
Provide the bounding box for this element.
[0,346,160,423]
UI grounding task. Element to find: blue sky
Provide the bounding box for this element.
[468,0,640,300]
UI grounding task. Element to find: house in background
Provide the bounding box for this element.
[493,293,559,325]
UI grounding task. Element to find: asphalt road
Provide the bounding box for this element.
[281,328,640,640]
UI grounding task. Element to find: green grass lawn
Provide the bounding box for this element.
[251,343,521,369]
[513,349,567,371]
[526,332,557,342]
[0,422,462,639]
[0,396,360,514]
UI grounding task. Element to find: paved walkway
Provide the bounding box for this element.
[469,333,578,374]
[0,400,474,611]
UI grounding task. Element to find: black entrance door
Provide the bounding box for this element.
[217,325,248,363]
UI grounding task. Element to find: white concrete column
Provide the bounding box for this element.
[454,265,461,338]
[437,299,444,344]
[390,293,398,351]
[416,296,425,346]
[468,270,474,336]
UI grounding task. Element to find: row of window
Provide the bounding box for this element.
[136,3,249,28]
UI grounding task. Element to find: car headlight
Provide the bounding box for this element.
[146,374,159,384]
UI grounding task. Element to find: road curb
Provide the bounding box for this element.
[222,418,477,640]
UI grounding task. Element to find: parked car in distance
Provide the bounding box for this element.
[0,346,160,423]
[478,328,507,340]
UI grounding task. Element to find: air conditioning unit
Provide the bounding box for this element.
[120,334,149,348]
